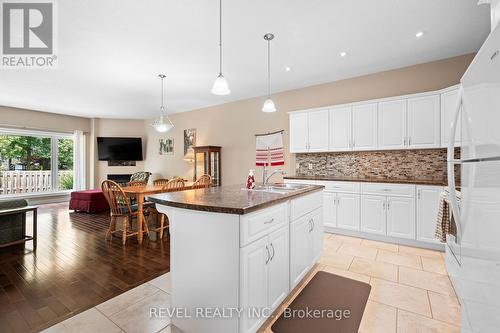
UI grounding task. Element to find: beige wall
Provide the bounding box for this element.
[0,105,91,133]
[144,54,474,185]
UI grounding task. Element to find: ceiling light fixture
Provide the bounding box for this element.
[211,0,230,95]
[340,51,348,57]
[152,74,174,133]
[262,33,277,113]
[285,66,291,72]
[416,31,424,38]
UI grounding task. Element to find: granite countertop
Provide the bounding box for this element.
[147,184,325,215]
[284,175,448,186]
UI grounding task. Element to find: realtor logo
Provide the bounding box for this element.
[1,0,57,68]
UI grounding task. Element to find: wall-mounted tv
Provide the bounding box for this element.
[97,137,143,161]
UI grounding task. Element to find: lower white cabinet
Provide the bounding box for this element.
[416,185,444,243]
[268,227,290,310]
[361,194,416,239]
[290,208,322,289]
[240,226,289,333]
[360,195,387,235]
[323,192,336,227]
[336,193,360,231]
[286,179,443,248]
[387,196,415,239]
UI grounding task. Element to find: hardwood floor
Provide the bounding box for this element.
[0,203,170,333]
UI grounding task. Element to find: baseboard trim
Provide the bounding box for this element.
[324,226,445,251]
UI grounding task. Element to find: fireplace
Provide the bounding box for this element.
[107,174,132,186]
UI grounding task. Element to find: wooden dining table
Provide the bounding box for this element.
[121,182,194,244]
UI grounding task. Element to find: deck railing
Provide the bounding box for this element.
[0,170,73,195]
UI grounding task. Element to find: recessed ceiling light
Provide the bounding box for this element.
[415,31,424,38]
[285,66,291,72]
[340,51,348,57]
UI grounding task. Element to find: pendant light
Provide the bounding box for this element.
[211,0,230,95]
[262,33,277,113]
[152,74,174,133]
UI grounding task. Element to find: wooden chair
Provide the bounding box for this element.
[163,178,186,191]
[149,178,186,240]
[153,179,169,187]
[193,174,212,189]
[101,180,150,245]
[127,180,147,187]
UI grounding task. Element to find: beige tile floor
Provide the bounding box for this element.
[42,273,179,333]
[44,233,460,333]
[258,233,461,333]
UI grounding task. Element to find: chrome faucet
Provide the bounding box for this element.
[264,169,286,184]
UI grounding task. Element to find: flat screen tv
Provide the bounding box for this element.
[97,137,143,161]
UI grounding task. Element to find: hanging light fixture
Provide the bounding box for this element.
[211,0,230,95]
[152,74,174,133]
[262,33,277,113]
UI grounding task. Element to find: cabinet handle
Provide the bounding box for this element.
[308,218,313,232]
[408,137,411,146]
[270,243,275,261]
[265,245,270,264]
[387,200,391,210]
[264,218,274,225]
[382,201,386,210]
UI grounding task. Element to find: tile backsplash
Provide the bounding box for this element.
[296,148,459,181]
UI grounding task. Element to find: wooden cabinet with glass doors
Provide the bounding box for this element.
[194,146,221,186]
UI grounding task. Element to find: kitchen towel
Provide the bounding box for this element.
[256,131,284,166]
[435,189,461,242]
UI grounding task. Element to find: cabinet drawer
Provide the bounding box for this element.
[290,191,323,221]
[361,183,415,197]
[317,181,360,193]
[240,203,287,247]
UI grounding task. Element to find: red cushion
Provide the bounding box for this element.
[71,190,106,200]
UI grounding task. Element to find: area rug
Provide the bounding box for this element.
[271,271,371,333]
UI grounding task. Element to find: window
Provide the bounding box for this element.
[0,128,75,196]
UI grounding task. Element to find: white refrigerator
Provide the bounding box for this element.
[445,23,500,332]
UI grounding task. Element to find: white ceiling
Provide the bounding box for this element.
[0,0,490,119]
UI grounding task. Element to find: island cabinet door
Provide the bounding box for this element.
[290,214,313,289]
[268,226,290,311]
[310,208,324,263]
[240,236,270,333]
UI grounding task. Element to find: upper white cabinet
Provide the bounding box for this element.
[289,88,451,153]
[440,87,461,148]
[308,110,329,152]
[378,99,407,149]
[352,103,378,151]
[289,110,328,153]
[407,95,441,148]
[329,106,352,151]
[289,112,309,152]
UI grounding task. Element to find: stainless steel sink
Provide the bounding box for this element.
[242,183,309,194]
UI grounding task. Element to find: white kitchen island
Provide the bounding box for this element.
[148,184,324,333]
